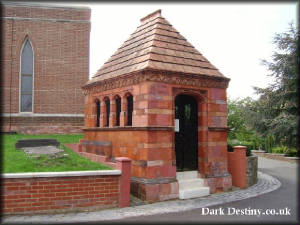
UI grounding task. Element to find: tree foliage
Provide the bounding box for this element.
[227,23,299,155]
[249,23,299,149]
[227,97,255,141]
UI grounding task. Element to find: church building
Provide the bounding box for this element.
[1,2,90,134]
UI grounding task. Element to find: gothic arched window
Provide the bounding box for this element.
[20,39,33,112]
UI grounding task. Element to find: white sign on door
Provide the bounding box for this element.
[175,119,179,132]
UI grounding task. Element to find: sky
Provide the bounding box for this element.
[83,2,298,100]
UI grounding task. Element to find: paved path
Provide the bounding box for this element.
[2,167,282,224]
[113,157,298,223]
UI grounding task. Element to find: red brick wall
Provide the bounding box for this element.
[82,71,231,199]
[1,116,84,134]
[84,78,229,179]
[83,128,176,179]
[2,174,120,214]
[1,3,90,133]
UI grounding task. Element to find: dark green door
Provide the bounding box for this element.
[175,94,198,171]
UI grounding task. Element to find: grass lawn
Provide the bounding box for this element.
[2,134,113,173]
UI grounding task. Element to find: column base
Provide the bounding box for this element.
[130,177,179,203]
[204,173,232,193]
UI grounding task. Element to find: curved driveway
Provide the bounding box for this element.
[112,157,299,224]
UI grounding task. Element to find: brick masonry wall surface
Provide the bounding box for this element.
[82,73,232,201]
[1,116,84,134]
[84,79,229,180]
[2,174,120,215]
[1,3,90,133]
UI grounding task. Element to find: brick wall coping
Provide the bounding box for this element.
[2,170,121,179]
[83,126,174,131]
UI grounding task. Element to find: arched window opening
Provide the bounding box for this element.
[95,100,100,127]
[105,98,110,127]
[20,39,33,112]
[115,96,121,126]
[127,95,133,126]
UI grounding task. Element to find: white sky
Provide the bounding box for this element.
[83,2,298,100]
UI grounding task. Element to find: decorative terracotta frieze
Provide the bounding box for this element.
[83,70,229,95]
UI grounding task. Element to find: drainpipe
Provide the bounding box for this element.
[9,18,14,133]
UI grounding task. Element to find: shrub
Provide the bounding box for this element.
[263,134,275,153]
[272,146,287,154]
[284,147,299,157]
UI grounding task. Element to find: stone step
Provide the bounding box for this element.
[179,187,210,199]
[178,178,205,189]
[176,171,198,180]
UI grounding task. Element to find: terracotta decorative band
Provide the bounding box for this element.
[83,70,229,95]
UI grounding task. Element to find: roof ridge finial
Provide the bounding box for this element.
[140,9,161,23]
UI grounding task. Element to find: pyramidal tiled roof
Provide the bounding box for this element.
[87,9,227,85]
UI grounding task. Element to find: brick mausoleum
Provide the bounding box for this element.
[1,2,90,134]
[81,10,232,202]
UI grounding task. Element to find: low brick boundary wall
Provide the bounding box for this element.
[65,143,131,207]
[2,170,121,215]
[252,150,299,163]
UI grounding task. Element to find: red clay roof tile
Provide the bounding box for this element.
[87,9,227,85]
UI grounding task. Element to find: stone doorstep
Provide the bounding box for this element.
[176,171,210,200]
[178,187,210,199]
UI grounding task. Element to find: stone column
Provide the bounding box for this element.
[100,101,105,127]
[120,96,128,126]
[109,99,115,127]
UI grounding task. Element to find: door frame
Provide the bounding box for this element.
[172,88,208,175]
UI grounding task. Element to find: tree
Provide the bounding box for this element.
[251,23,299,149]
[227,97,255,141]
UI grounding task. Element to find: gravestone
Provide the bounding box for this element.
[15,139,60,148]
[15,139,67,158]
